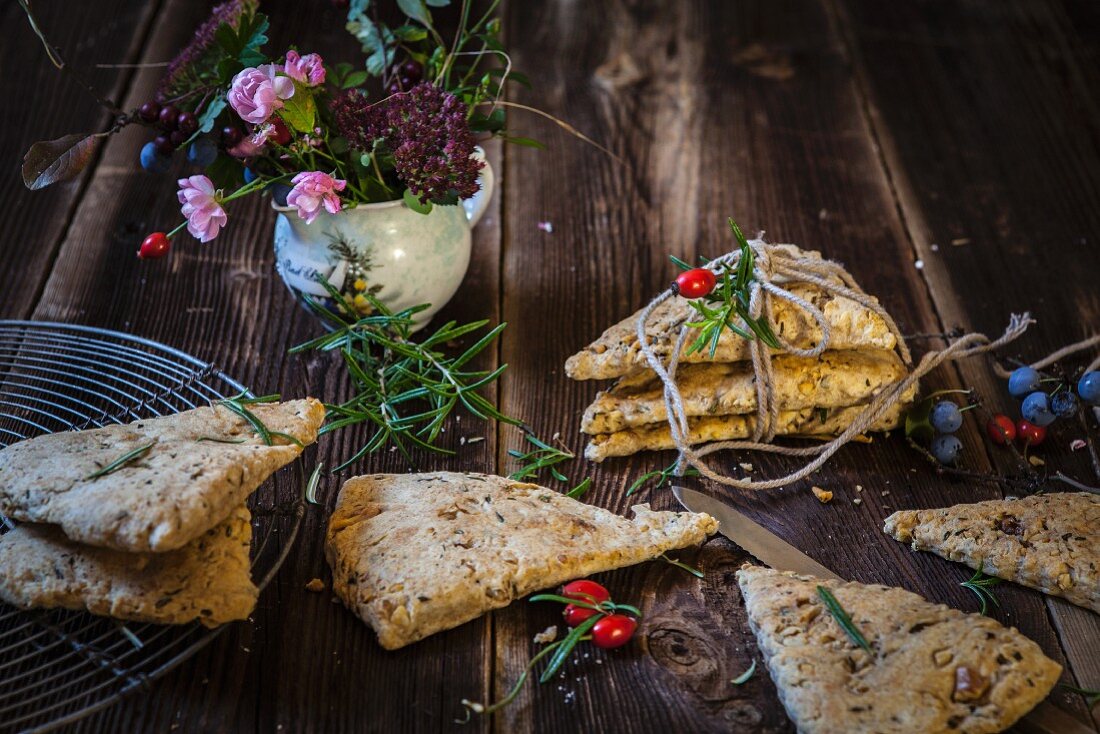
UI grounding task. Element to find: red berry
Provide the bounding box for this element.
[138,101,161,123]
[158,105,180,130]
[153,135,175,155]
[674,268,717,299]
[562,604,599,628]
[221,126,243,147]
[270,117,292,145]
[591,614,637,649]
[986,414,1016,445]
[1016,419,1046,447]
[177,111,198,135]
[562,579,610,605]
[137,232,170,259]
[401,60,423,81]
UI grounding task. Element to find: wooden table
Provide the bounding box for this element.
[4,0,1099,731]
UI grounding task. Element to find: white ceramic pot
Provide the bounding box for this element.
[272,150,494,332]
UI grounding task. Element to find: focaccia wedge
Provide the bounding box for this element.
[0,398,324,553]
[884,493,1099,613]
[325,472,717,650]
[0,506,257,628]
[736,565,1060,734]
[565,263,896,381]
[585,400,907,461]
[582,349,908,435]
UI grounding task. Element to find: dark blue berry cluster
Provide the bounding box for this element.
[1007,366,1099,426]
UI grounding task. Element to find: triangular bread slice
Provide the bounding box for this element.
[565,274,897,381]
[884,493,1099,613]
[0,505,257,628]
[736,565,1060,734]
[582,349,908,435]
[0,398,324,553]
[585,400,907,461]
[325,471,718,650]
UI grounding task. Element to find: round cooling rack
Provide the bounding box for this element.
[0,321,307,733]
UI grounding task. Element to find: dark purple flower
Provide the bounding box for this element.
[156,0,258,104]
[333,82,482,204]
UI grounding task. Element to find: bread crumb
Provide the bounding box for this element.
[811,486,833,503]
[305,578,325,593]
[855,485,863,493]
[1028,455,1045,467]
[853,498,862,506]
[534,625,558,644]
[739,462,754,472]
[881,490,890,497]
[1071,439,1087,451]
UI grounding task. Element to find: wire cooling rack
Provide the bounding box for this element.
[0,321,306,733]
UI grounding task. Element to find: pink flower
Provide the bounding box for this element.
[227,136,264,158]
[177,175,227,242]
[284,50,325,87]
[287,171,346,224]
[227,64,294,124]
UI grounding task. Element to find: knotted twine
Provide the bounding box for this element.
[636,238,1034,490]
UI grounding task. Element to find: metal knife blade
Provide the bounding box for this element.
[673,485,841,581]
[673,485,1095,734]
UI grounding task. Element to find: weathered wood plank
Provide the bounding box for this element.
[833,0,1100,724]
[498,0,1088,731]
[0,0,159,319]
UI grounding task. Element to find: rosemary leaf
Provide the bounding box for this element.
[565,477,591,499]
[817,585,873,656]
[627,460,700,496]
[538,614,600,683]
[196,436,247,444]
[304,463,324,505]
[1059,684,1100,709]
[960,566,1001,616]
[84,440,155,480]
[660,553,704,578]
[731,659,757,685]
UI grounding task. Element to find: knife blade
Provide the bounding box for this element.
[673,485,842,581]
[672,485,1096,734]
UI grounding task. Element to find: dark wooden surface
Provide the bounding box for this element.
[3,0,1098,731]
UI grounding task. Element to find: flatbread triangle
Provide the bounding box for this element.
[325,471,718,650]
[736,565,1060,734]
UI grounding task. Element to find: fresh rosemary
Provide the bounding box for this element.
[960,566,1001,616]
[731,659,757,685]
[84,440,155,480]
[290,280,519,470]
[304,463,324,505]
[508,433,575,482]
[817,585,873,655]
[1060,684,1100,709]
[627,460,700,496]
[217,392,303,448]
[677,218,781,358]
[660,553,704,578]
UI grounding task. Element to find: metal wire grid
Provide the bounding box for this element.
[0,321,305,733]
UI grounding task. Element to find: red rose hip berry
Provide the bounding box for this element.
[562,579,610,605]
[137,232,170,259]
[562,604,599,628]
[591,614,637,649]
[986,414,1016,445]
[1016,419,1046,447]
[674,268,717,298]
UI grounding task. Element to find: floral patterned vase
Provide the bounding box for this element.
[273,150,493,332]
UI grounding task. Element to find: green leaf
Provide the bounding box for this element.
[565,478,591,499]
[85,440,156,479]
[425,0,450,6]
[817,585,873,655]
[22,132,106,190]
[205,153,244,190]
[469,108,506,133]
[502,136,546,150]
[539,615,600,683]
[403,188,432,214]
[278,83,316,132]
[214,21,242,56]
[342,70,369,89]
[393,24,428,41]
[396,0,432,26]
[731,660,756,685]
[196,96,228,134]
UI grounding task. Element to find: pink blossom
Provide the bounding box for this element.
[177,175,227,242]
[227,64,294,124]
[287,171,346,223]
[284,50,325,87]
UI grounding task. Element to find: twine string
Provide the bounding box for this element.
[635,239,1033,490]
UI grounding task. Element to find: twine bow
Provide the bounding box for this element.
[636,238,1033,490]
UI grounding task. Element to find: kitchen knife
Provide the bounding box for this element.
[672,484,1096,734]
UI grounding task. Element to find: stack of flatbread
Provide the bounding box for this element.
[325,471,717,649]
[0,398,324,628]
[565,245,915,461]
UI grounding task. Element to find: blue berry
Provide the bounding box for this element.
[1007,366,1041,397]
[186,137,217,167]
[243,167,257,184]
[139,141,171,173]
[1050,391,1079,418]
[930,400,963,433]
[1079,371,1100,405]
[931,434,963,465]
[270,182,292,207]
[1021,391,1056,427]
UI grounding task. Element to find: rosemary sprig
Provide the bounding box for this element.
[217,392,303,448]
[960,566,1001,616]
[817,585,873,655]
[1060,684,1100,709]
[660,554,704,578]
[290,278,519,470]
[457,635,567,721]
[196,436,246,444]
[304,463,324,505]
[564,477,592,500]
[731,659,757,685]
[627,460,700,496]
[84,440,155,480]
[678,218,782,358]
[508,433,574,482]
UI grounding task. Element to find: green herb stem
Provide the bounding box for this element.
[817,585,873,656]
[731,659,757,685]
[84,440,155,480]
